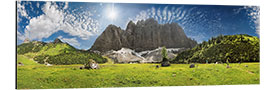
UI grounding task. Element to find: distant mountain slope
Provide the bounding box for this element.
[17,38,76,56]
[17,41,47,55]
[90,18,197,52]
[172,34,260,63]
[17,38,107,65]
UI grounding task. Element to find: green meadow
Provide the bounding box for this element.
[17,55,259,89]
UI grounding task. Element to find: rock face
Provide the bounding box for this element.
[103,48,144,63]
[53,38,63,44]
[84,59,99,69]
[103,47,187,63]
[139,47,186,63]
[90,18,197,52]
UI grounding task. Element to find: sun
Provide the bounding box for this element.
[108,10,117,20]
[107,3,117,21]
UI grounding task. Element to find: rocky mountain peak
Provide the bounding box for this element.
[53,38,63,44]
[126,21,136,32]
[145,18,158,24]
[90,18,197,52]
[23,38,30,43]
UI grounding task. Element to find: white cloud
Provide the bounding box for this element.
[58,36,80,47]
[37,2,40,8]
[18,1,100,41]
[17,1,28,18]
[162,6,168,23]
[63,2,68,9]
[17,31,25,41]
[128,6,189,26]
[247,6,260,36]
[234,6,260,36]
[157,8,162,22]
[24,2,64,40]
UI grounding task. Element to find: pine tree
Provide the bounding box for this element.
[161,46,168,59]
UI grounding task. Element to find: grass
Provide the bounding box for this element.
[17,56,260,89]
[17,55,40,66]
[20,43,74,59]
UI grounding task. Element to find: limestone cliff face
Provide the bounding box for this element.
[90,18,197,52]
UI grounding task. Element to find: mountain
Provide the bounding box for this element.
[53,38,63,44]
[17,38,107,65]
[171,34,260,63]
[90,18,197,52]
[17,38,75,55]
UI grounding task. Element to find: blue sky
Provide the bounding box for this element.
[17,1,259,50]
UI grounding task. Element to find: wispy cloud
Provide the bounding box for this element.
[246,6,260,36]
[127,5,258,42]
[58,36,80,47]
[234,6,260,36]
[17,31,25,41]
[17,1,29,22]
[17,1,28,18]
[128,6,187,24]
[127,6,213,42]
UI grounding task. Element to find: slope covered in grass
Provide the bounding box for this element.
[172,34,259,63]
[17,55,40,66]
[17,39,107,65]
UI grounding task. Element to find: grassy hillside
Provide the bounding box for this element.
[17,63,259,89]
[172,34,259,63]
[17,39,107,65]
[17,55,40,66]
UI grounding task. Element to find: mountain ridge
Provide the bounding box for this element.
[90,18,197,52]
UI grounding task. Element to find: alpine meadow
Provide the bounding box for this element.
[16,1,260,89]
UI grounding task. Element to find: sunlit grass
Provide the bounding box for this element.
[17,60,259,89]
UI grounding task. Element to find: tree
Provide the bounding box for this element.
[161,46,168,59]
[161,46,170,67]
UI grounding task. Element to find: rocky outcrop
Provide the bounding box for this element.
[139,47,186,63]
[103,48,144,63]
[103,47,187,63]
[90,18,197,52]
[53,38,63,44]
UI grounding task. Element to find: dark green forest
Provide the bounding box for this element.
[171,34,260,64]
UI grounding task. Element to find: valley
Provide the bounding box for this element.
[17,55,259,89]
[16,18,260,89]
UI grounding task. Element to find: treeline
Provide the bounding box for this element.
[17,39,107,65]
[171,34,259,63]
[33,51,107,65]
